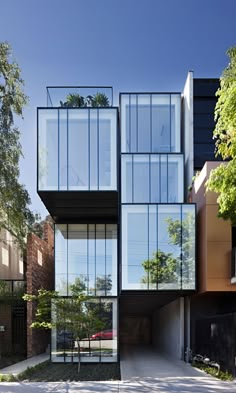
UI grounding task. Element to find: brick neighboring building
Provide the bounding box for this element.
[0,222,54,359]
[26,222,54,357]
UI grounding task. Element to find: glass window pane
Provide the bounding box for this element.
[96,224,106,295]
[152,95,170,153]
[88,224,96,295]
[68,110,88,190]
[55,224,67,295]
[106,224,117,296]
[171,95,181,152]
[150,155,160,203]
[182,205,196,289]
[160,155,167,202]
[122,205,148,289]
[121,95,130,152]
[133,155,149,202]
[59,110,68,190]
[168,155,184,203]
[130,95,137,152]
[137,95,151,152]
[89,110,98,190]
[68,224,88,294]
[38,109,58,190]
[99,109,117,190]
[148,205,158,289]
[121,155,133,203]
[157,205,181,290]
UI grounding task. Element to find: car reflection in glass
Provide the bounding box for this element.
[90,329,117,340]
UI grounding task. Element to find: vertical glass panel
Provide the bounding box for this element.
[88,224,96,296]
[170,95,181,152]
[98,109,117,190]
[121,95,130,152]
[157,205,181,289]
[150,155,160,203]
[122,205,148,289]
[130,95,137,152]
[79,299,100,362]
[168,155,184,203]
[55,224,67,296]
[89,110,98,190]
[133,155,149,202]
[121,155,133,203]
[99,114,111,189]
[137,95,151,152]
[59,110,68,190]
[182,205,196,289]
[68,224,88,294]
[68,110,88,190]
[160,155,167,202]
[96,224,106,295]
[151,95,170,153]
[148,205,158,289]
[106,224,117,296]
[38,109,58,190]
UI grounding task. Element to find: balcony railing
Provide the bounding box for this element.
[46,86,113,108]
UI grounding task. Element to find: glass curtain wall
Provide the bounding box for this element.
[122,154,184,203]
[122,204,195,290]
[38,108,117,191]
[55,224,117,296]
[121,94,181,153]
[51,298,117,363]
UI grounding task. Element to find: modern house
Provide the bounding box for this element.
[37,78,196,363]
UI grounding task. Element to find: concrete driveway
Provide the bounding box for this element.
[120,345,202,380]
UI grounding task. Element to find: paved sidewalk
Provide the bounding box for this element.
[0,353,49,375]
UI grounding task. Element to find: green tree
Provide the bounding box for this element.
[0,42,36,248]
[142,250,177,285]
[142,212,195,286]
[206,47,236,223]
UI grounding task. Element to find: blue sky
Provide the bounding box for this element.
[0,0,235,217]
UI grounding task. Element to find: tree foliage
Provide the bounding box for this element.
[142,212,195,285]
[206,47,236,223]
[0,42,37,248]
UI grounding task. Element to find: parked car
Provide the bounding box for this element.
[90,329,116,340]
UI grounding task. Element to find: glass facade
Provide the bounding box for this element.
[122,154,184,203]
[51,298,117,363]
[121,94,181,153]
[38,86,196,364]
[55,224,117,296]
[38,108,117,191]
[122,204,195,290]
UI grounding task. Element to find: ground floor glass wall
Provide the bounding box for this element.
[51,298,117,363]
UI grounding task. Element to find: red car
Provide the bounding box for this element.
[90,329,116,340]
